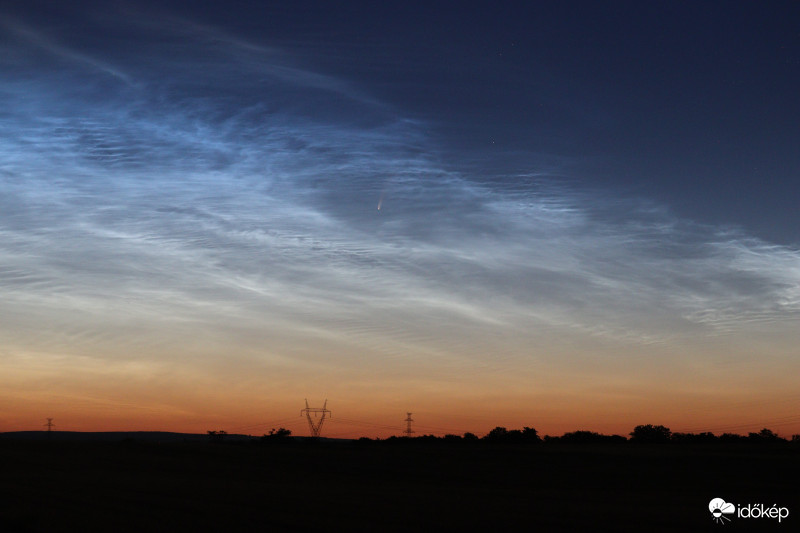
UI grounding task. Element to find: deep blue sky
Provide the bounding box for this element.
[277,1,800,243]
[2,1,800,434]
[122,0,800,242]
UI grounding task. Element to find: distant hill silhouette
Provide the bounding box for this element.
[0,431,351,444]
[0,431,251,443]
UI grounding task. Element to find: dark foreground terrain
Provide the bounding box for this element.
[1,436,796,532]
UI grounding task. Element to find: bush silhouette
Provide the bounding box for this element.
[207,430,227,442]
[268,427,292,437]
[259,427,292,444]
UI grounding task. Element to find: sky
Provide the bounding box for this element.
[1,0,799,438]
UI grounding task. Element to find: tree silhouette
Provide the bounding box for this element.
[521,427,540,442]
[719,432,746,442]
[483,426,510,442]
[747,428,783,442]
[629,424,671,443]
[558,430,626,444]
[671,432,716,443]
[482,426,541,444]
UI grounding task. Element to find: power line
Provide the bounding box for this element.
[334,417,404,431]
[414,423,474,434]
[228,416,303,432]
[676,413,800,435]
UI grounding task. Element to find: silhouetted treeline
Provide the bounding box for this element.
[545,430,626,444]
[195,424,800,446]
[627,424,797,444]
[349,425,800,446]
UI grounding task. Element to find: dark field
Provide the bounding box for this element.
[1,438,797,532]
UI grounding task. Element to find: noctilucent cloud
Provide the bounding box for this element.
[1,1,799,437]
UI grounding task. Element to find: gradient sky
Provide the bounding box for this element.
[2,1,799,438]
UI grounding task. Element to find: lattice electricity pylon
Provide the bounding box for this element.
[44,418,55,432]
[300,399,331,437]
[404,412,414,437]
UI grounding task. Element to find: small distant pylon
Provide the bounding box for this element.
[404,412,414,438]
[44,418,55,432]
[300,399,331,437]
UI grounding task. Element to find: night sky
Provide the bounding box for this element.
[2,1,799,437]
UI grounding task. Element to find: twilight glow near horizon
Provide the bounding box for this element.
[2,1,799,438]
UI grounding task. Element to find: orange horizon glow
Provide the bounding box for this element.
[3,327,800,439]
[4,385,799,439]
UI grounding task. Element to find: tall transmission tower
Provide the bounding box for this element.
[301,399,331,437]
[44,418,55,432]
[404,412,414,438]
